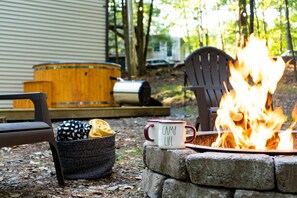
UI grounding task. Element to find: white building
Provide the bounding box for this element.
[146,36,185,62]
[0,0,107,108]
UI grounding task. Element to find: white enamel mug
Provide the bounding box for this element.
[157,120,196,149]
[143,119,160,145]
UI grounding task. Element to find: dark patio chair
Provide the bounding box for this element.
[0,92,65,186]
[183,46,235,131]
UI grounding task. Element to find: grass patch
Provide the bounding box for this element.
[116,148,143,162]
[152,84,183,96]
[179,105,198,114]
[276,84,297,93]
[152,85,195,106]
[116,150,125,161]
[127,148,143,157]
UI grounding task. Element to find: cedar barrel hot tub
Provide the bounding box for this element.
[32,61,121,108]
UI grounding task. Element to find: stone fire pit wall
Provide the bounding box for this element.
[141,143,297,198]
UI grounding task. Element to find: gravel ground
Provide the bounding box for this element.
[0,66,296,197]
[0,113,195,198]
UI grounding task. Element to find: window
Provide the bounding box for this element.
[154,44,160,52]
[167,42,172,56]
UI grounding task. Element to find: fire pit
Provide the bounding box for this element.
[142,137,297,197]
[185,36,297,155]
[142,36,297,197]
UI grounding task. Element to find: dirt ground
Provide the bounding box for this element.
[0,65,296,197]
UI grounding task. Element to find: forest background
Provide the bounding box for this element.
[108,0,297,78]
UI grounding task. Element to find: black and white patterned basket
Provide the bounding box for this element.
[57,134,115,180]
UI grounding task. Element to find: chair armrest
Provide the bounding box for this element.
[182,85,226,91]
[0,92,51,125]
[182,85,205,92]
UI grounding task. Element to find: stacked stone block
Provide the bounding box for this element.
[142,144,297,197]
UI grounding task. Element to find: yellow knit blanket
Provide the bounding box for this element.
[88,119,116,138]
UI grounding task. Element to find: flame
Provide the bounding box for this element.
[213,35,295,150]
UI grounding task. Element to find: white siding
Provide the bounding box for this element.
[0,0,107,108]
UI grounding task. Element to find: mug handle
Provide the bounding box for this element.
[144,124,154,141]
[185,125,196,143]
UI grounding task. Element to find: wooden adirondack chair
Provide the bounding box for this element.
[183,46,235,131]
[0,92,65,186]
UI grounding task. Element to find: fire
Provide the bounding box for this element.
[212,35,296,150]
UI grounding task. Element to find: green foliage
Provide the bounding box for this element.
[108,0,297,73]
[154,0,296,55]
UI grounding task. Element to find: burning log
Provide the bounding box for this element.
[230,111,244,122]
[290,102,297,129]
[212,130,256,149]
[266,133,279,150]
[265,92,273,110]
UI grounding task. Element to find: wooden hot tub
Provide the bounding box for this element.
[32,62,121,108]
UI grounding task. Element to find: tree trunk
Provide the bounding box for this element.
[127,0,137,79]
[198,5,204,47]
[216,3,225,50]
[284,0,296,80]
[249,0,254,34]
[120,0,154,77]
[136,0,145,76]
[261,2,268,45]
[113,0,119,63]
[143,0,154,70]
[279,0,283,54]
[181,1,192,52]
[238,0,248,47]
[254,2,260,37]
[122,0,131,78]
[219,20,225,50]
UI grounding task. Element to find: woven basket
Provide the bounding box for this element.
[57,134,115,180]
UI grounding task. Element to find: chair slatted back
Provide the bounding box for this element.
[184,46,235,108]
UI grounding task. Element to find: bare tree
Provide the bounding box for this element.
[135,0,155,76]
[121,0,132,78]
[215,1,228,50]
[113,0,119,63]
[284,0,296,80]
[197,4,204,47]
[143,0,154,69]
[238,0,248,47]
[254,1,260,37]
[136,0,144,76]
[278,0,283,54]
[117,0,155,77]
[261,2,268,45]
[249,0,254,34]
